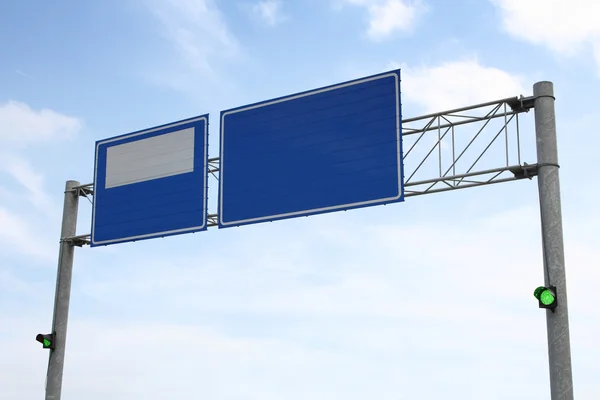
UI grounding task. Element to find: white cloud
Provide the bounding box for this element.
[491,0,600,72]
[250,0,287,26]
[4,203,598,399]
[145,0,241,91]
[390,58,527,112]
[0,101,78,260]
[0,100,81,146]
[79,204,587,319]
[0,155,55,215]
[9,316,488,400]
[0,207,55,261]
[338,0,427,41]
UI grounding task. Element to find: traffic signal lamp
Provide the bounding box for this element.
[534,285,557,311]
[36,333,55,350]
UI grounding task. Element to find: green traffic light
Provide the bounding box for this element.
[36,333,55,349]
[539,290,555,306]
[534,285,557,310]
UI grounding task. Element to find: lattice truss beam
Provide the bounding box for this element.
[401,95,536,197]
[73,94,539,239]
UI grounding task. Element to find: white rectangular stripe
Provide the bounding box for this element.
[105,127,195,189]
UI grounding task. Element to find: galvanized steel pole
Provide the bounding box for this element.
[533,81,574,400]
[45,180,80,400]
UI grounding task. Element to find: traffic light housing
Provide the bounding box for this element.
[36,333,55,350]
[534,285,557,311]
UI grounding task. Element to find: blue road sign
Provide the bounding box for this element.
[218,70,403,228]
[91,115,209,246]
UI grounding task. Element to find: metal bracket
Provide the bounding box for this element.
[61,234,91,247]
[507,95,535,113]
[73,183,93,195]
[509,163,539,180]
[73,183,94,205]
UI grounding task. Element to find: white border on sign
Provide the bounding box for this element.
[219,71,402,227]
[91,115,209,246]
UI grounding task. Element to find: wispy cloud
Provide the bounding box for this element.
[336,0,428,41]
[15,69,34,79]
[0,101,80,261]
[490,0,600,74]
[248,0,288,27]
[0,155,57,216]
[144,0,242,92]
[0,100,81,147]
[0,207,56,261]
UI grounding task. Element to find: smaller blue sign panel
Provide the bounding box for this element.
[91,115,209,246]
[218,70,403,228]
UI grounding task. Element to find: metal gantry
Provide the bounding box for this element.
[48,83,573,400]
[69,95,539,237]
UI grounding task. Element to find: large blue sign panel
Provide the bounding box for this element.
[218,70,403,228]
[91,115,209,246]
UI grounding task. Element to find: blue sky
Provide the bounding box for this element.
[1,0,599,398]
